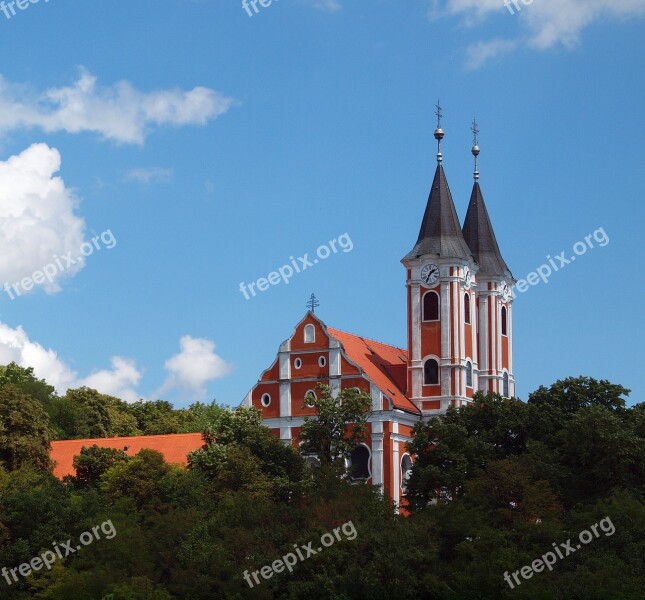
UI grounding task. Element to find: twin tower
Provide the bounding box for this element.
[401,113,515,413]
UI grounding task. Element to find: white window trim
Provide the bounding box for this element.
[304,324,316,343]
[346,442,372,482]
[294,357,302,369]
[400,453,413,492]
[318,356,326,367]
[465,359,473,389]
[260,393,272,407]
[422,290,441,323]
[422,355,441,386]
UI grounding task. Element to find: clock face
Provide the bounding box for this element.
[420,263,440,287]
[463,267,472,288]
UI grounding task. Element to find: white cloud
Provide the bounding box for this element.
[465,39,519,70]
[0,322,230,403]
[125,167,174,185]
[157,335,233,400]
[0,143,87,294]
[77,357,143,403]
[300,0,341,11]
[0,68,235,144]
[434,0,645,67]
[0,322,77,392]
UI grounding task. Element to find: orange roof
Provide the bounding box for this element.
[327,328,419,414]
[50,433,204,479]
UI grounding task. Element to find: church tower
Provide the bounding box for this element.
[401,105,479,414]
[462,121,516,398]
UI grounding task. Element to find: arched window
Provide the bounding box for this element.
[304,324,315,343]
[503,372,509,398]
[348,445,370,481]
[401,454,413,492]
[464,293,471,324]
[466,361,473,388]
[424,358,439,386]
[305,389,317,407]
[501,306,508,336]
[423,291,440,322]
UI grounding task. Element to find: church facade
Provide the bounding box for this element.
[242,118,516,506]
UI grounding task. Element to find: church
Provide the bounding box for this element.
[241,112,516,506]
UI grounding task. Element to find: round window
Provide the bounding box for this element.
[294,358,302,369]
[261,393,271,407]
[319,356,326,367]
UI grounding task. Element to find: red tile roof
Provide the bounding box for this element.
[50,433,205,479]
[327,328,419,414]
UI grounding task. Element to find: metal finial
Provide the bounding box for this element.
[434,100,444,164]
[306,293,319,313]
[471,118,480,181]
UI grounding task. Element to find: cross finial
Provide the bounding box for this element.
[471,118,480,181]
[435,100,443,129]
[306,293,319,313]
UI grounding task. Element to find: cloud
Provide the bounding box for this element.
[465,39,519,70]
[125,167,174,185]
[157,335,233,400]
[434,0,645,67]
[0,322,231,403]
[0,322,77,392]
[300,0,341,11]
[0,143,87,294]
[0,68,235,144]
[77,357,143,403]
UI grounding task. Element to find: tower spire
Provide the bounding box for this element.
[434,100,444,164]
[471,118,480,181]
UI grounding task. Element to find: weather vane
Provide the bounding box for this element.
[306,293,319,313]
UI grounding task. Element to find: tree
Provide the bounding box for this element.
[63,387,140,438]
[72,445,130,488]
[298,384,372,474]
[188,406,307,501]
[0,384,52,471]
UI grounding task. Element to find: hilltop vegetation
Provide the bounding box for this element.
[0,366,643,599]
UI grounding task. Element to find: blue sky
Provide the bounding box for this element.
[0,0,642,407]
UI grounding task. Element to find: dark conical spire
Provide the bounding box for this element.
[462,182,512,278]
[403,105,473,262]
[403,163,474,261]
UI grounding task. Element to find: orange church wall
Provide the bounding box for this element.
[421,399,441,410]
[291,316,329,351]
[291,352,328,379]
[502,335,509,368]
[465,323,473,358]
[290,381,320,417]
[260,359,279,382]
[253,383,280,418]
[340,378,369,392]
[422,383,441,397]
[341,356,360,375]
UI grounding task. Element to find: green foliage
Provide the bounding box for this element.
[0,371,642,599]
[298,384,372,469]
[72,445,130,489]
[63,387,141,438]
[0,384,52,471]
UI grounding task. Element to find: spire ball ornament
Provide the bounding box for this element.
[471,118,480,181]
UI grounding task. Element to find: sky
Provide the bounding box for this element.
[0,0,643,408]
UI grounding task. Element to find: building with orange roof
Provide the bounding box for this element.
[50,433,204,479]
[242,117,515,507]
